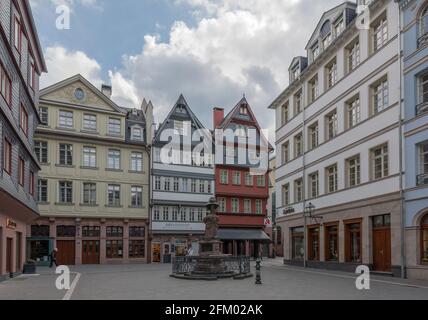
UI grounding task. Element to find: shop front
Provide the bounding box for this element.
[218,228,271,259]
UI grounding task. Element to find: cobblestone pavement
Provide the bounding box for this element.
[1,259,428,300]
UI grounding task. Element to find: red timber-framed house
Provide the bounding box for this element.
[213,97,273,259]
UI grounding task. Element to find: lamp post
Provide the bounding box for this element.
[303,202,315,269]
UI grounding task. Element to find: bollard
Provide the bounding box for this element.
[255,258,262,285]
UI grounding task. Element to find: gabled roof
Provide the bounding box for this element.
[40,74,125,114]
[153,94,208,143]
[217,97,274,151]
[288,56,307,72]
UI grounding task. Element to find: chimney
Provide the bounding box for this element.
[213,107,224,129]
[101,84,112,98]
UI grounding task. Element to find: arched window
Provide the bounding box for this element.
[421,6,428,36]
[422,214,428,264]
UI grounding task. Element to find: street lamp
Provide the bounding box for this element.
[303,202,316,268]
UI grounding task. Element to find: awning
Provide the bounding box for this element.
[217,229,271,241]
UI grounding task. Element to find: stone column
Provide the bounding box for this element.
[123,220,129,262]
[75,219,82,265]
[319,225,325,262]
[100,220,107,264]
[338,221,345,263]
[362,217,371,265]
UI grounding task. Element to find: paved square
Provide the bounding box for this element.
[1,259,428,300]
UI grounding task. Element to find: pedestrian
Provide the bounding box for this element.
[49,248,58,268]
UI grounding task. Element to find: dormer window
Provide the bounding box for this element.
[312,44,320,60]
[323,33,332,50]
[131,127,142,141]
[291,66,300,82]
[335,19,344,37]
[239,106,248,115]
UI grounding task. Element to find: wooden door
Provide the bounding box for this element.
[6,238,12,273]
[373,228,391,272]
[152,243,161,263]
[82,240,100,264]
[57,240,76,266]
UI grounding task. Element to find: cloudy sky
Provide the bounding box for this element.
[30,0,345,142]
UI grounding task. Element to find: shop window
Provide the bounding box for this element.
[82,226,100,237]
[291,227,304,260]
[129,240,145,258]
[56,226,76,237]
[325,225,339,261]
[31,225,50,237]
[129,226,145,238]
[308,227,320,261]
[106,226,123,238]
[421,214,428,264]
[345,222,362,263]
[106,240,123,258]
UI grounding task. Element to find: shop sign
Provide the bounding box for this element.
[264,218,272,227]
[6,219,17,229]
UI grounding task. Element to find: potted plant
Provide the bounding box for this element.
[23,259,37,274]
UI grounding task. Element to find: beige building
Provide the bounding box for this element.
[27,75,152,265]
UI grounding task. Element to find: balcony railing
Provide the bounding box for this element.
[418,33,428,48]
[417,173,428,186]
[416,102,428,116]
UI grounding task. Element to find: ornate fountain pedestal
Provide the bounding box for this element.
[170,198,252,280]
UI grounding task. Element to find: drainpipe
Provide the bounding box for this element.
[302,81,308,269]
[397,2,407,279]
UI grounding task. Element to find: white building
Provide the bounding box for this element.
[269,0,404,276]
[150,95,215,263]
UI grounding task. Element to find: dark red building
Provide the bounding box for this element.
[213,97,273,258]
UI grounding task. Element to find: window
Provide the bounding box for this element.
[346,38,360,72]
[59,110,73,128]
[29,57,36,89]
[108,185,121,206]
[106,240,123,258]
[180,207,187,221]
[174,120,185,136]
[347,156,361,187]
[244,199,251,213]
[31,225,50,237]
[418,143,428,186]
[83,147,96,168]
[282,184,290,206]
[312,44,320,60]
[326,164,338,193]
[154,176,161,190]
[131,186,143,207]
[130,127,141,141]
[199,180,205,193]
[294,179,303,203]
[56,226,76,237]
[107,149,121,170]
[106,227,123,240]
[154,148,161,163]
[59,181,73,204]
[294,90,303,115]
[190,179,196,193]
[82,183,96,205]
[325,225,339,261]
[281,141,289,164]
[245,172,253,186]
[323,33,332,50]
[153,207,160,221]
[325,110,338,140]
[292,66,300,81]
[0,62,12,106]
[129,240,145,258]
[59,144,73,165]
[131,152,143,172]
[232,171,241,185]
[255,199,263,215]
[82,226,100,237]
[39,107,48,125]
[162,207,170,221]
[308,172,319,199]
[308,122,319,150]
[173,177,179,192]
[335,19,344,36]
[240,106,248,115]
[326,58,337,89]
[37,179,48,203]
[294,133,303,158]
[373,214,391,228]
[172,207,179,221]
[308,75,319,103]
[218,198,226,213]
[83,114,97,131]
[308,227,320,261]
[220,170,228,184]
[20,105,28,136]
[418,73,428,115]
[292,227,304,260]
[372,78,389,114]
[345,222,361,263]
[281,101,289,125]
[198,208,204,221]
[347,96,361,129]
[14,16,21,52]
[3,138,12,174]
[18,157,24,186]
[29,171,34,196]
[108,118,121,136]
[231,198,239,213]
[422,214,428,263]
[189,208,196,222]
[207,181,212,194]
[372,144,389,180]
[34,141,47,164]
[257,175,266,187]
[372,15,388,51]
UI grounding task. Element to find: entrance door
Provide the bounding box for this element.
[82,240,100,264]
[152,243,161,263]
[57,240,75,266]
[6,238,12,274]
[373,228,391,272]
